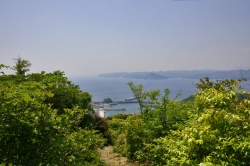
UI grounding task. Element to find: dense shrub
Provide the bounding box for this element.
[79,114,113,145]
[107,78,250,165]
[0,61,105,165]
[107,84,193,163]
[149,78,250,165]
[106,114,132,155]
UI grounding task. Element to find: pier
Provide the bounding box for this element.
[94,103,127,118]
[103,108,126,111]
[93,101,139,104]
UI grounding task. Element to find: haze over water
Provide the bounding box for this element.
[71,77,250,117]
[72,77,250,102]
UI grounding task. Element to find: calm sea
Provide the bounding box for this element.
[71,77,250,117]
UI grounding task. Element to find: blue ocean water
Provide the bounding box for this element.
[71,77,202,101]
[71,77,250,117]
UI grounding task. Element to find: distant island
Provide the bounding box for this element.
[99,72,168,80]
[98,69,250,80]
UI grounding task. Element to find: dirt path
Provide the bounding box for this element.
[99,146,136,166]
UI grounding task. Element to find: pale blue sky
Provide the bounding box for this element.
[1,0,250,77]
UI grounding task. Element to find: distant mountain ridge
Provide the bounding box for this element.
[98,69,250,80]
[99,72,168,80]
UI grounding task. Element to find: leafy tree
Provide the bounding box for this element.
[150,78,250,165]
[127,81,160,114]
[108,83,191,163]
[12,56,31,75]
[108,78,250,165]
[24,70,93,114]
[103,98,113,103]
[0,60,105,165]
[127,81,148,113]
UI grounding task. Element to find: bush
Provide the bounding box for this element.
[107,78,250,165]
[79,114,113,145]
[0,62,105,165]
[150,78,250,165]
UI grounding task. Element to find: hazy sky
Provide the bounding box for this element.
[1,0,250,77]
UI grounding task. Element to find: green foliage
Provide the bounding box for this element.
[107,84,192,163]
[236,92,249,101]
[108,78,250,165]
[0,59,105,165]
[79,114,113,145]
[149,78,250,165]
[124,115,145,159]
[127,81,160,114]
[12,56,31,75]
[106,113,129,121]
[27,70,92,114]
[127,81,148,113]
[181,94,195,103]
[103,98,113,103]
[106,114,131,155]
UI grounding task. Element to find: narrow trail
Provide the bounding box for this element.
[99,146,136,166]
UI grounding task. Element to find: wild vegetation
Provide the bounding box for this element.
[1,57,249,165]
[107,78,250,165]
[0,57,109,165]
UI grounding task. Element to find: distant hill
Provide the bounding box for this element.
[99,72,168,80]
[146,73,168,80]
[185,70,250,79]
[98,69,250,80]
